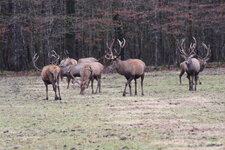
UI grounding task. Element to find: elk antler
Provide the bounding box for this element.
[178,38,196,59]
[106,39,115,52]
[105,39,115,60]
[48,50,60,65]
[178,39,188,58]
[116,38,126,56]
[32,53,41,71]
[201,42,211,61]
[189,37,197,55]
[118,38,126,48]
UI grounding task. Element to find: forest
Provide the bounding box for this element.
[0,0,225,71]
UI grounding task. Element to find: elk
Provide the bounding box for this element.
[77,57,98,64]
[88,62,104,94]
[32,53,62,100]
[69,63,93,94]
[178,38,211,91]
[59,57,77,89]
[105,38,145,96]
[179,37,197,85]
[78,65,93,95]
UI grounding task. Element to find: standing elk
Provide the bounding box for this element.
[179,37,197,85]
[88,62,104,94]
[178,38,211,91]
[59,57,77,89]
[32,52,62,100]
[105,38,145,96]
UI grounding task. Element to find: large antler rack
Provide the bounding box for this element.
[178,37,197,59]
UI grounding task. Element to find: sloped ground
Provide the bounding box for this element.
[0,68,224,150]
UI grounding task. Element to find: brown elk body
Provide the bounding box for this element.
[59,58,77,89]
[88,62,104,94]
[69,63,93,94]
[105,39,145,96]
[33,53,62,100]
[41,65,62,100]
[178,38,211,91]
[77,57,97,64]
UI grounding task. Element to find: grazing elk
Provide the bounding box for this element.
[73,64,93,95]
[69,63,93,94]
[77,57,98,64]
[105,38,145,96]
[178,38,211,91]
[32,53,62,100]
[59,57,77,89]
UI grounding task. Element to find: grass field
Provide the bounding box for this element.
[0,68,225,150]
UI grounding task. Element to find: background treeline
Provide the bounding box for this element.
[0,0,225,71]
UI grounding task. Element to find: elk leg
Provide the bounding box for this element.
[95,78,98,94]
[134,78,137,95]
[95,78,101,94]
[194,75,198,91]
[53,84,58,100]
[57,82,62,100]
[190,76,194,91]
[141,74,144,96]
[67,77,71,89]
[99,77,101,93]
[179,70,185,85]
[123,77,133,96]
[187,75,192,91]
[91,78,94,94]
[45,83,48,100]
[129,81,132,96]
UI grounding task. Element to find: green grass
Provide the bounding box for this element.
[0,69,225,150]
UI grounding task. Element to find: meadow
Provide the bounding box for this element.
[0,68,225,150]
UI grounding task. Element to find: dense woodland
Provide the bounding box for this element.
[0,0,225,71]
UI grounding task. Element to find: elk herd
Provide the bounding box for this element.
[32,37,211,100]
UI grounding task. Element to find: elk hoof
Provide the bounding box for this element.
[199,82,202,85]
[123,93,126,96]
